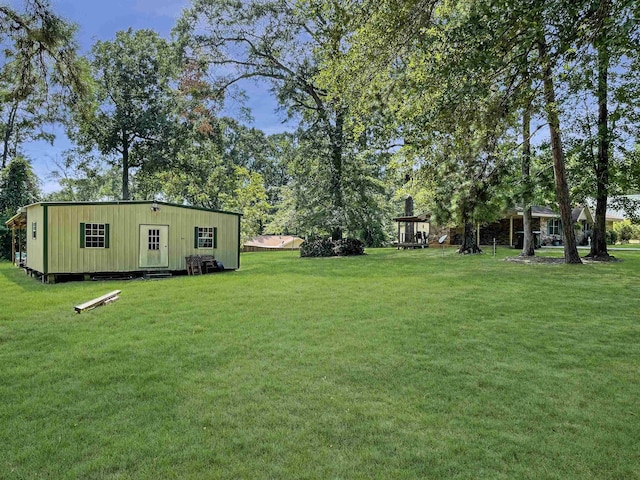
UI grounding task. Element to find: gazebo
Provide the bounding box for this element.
[393,213,431,249]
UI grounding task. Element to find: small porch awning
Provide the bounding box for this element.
[6,210,27,229]
[5,210,27,267]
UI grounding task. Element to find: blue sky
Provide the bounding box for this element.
[21,0,291,192]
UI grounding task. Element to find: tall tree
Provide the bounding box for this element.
[583,0,638,259]
[536,31,580,263]
[0,0,87,168]
[0,157,39,260]
[0,156,40,215]
[177,0,364,239]
[70,29,179,200]
[321,0,605,262]
[46,152,122,201]
[519,101,536,257]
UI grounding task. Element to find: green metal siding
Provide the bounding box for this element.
[39,203,240,274]
[43,205,48,273]
[237,215,241,269]
[25,205,44,272]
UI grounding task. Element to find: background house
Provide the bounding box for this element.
[243,235,303,252]
[479,206,594,247]
[5,201,241,282]
[396,205,614,248]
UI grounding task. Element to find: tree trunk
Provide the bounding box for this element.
[2,127,10,169]
[404,174,414,244]
[588,3,611,260]
[329,109,344,240]
[2,101,19,169]
[458,205,481,254]
[537,35,581,264]
[459,220,481,254]
[122,130,130,200]
[520,104,535,256]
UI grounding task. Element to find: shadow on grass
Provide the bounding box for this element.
[0,261,43,291]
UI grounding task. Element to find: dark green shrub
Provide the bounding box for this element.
[300,238,365,257]
[0,215,12,261]
[617,223,633,243]
[300,238,334,257]
[333,238,365,256]
[605,229,618,245]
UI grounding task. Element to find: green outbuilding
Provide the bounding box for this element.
[5,201,242,282]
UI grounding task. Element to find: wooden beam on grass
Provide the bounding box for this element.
[74,290,121,313]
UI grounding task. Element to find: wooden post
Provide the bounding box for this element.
[11,227,15,266]
[509,216,514,247]
[17,228,23,266]
[476,223,480,246]
[397,223,401,250]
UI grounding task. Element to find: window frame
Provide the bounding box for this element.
[148,228,160,251]
[548,218,562,236]
[195,226,217,249]
[81,222,110,249]
[198,227,213,248]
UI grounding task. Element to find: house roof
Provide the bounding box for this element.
[512,205,594,222]
[571,206,596,223]
[392,204,623,227]
[393,213,431,222]
[244,235,303,248]
[530,206,558,217]
[604,194,639,221]
[508,206,559,218]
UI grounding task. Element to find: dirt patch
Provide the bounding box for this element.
[505,255,621,264]
[505,256,565,264]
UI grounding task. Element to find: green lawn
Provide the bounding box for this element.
[608,243,640,249]
[1,248,639,479]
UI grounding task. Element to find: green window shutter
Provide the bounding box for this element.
[80,223,85,248]
[214,227,218,249]
[194,226,199,249]
[105,224,110,248]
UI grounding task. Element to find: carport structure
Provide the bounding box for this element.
[5,209,27,266]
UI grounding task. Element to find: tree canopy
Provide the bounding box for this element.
[7,0,640,254]
[69,28,180,200]
[0,0,87,168]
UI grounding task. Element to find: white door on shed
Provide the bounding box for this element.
[139,225,169,268]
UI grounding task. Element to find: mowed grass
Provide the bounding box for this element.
[0,247,639,479]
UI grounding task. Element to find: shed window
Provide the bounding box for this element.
[148,229,160,250]
[32,222,37,239]
[195,226,217,249]
[547,218,562,236]
[81,223,110,248]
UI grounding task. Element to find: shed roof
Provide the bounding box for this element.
[9,200,242,217]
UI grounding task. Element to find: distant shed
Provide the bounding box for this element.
[5,201,242,282]
[243,235,303,252]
